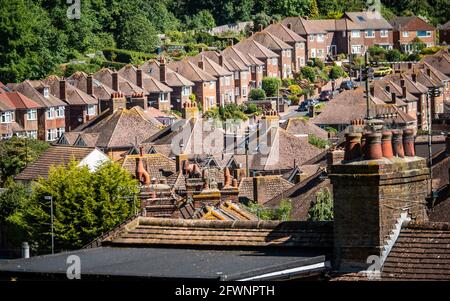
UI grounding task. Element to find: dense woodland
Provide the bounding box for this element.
[0,0,449,83]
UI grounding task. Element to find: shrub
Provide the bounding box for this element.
[308,134,329,149]
[300,66,317,83]
[248,88,266,100]
[262,77,282,97]
[288,84,302,95]
[308,188,333,221]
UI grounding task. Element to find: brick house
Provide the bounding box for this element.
[390,16,436,52]
[189,54,235,106]
[235,39,279,78]
[140,59,194,112]
[342,11,394,54]
[67,71,116,114]
[195,50,250,104]
[221,45,263,91]
[438,21,450,45]
[8,80,67,141]
[281,12,393,58]
[264,22,307,72]
[118,65,173,112]
[168,59,217,112]
[281,17,328,60]
[0,90,42,140]
[248,31,294,79]
[43,76,99,131]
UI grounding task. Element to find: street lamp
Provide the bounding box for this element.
[44,196,54,254]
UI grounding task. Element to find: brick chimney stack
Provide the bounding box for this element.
[59,80,66,101]
[391,92,397,104]
[112,72,119,91]
[182,101,199,120]
[218,55,224,67]
[109,92,127,112]
[130,92,147,111]
[160,56,167,83]
[87,75,93,96]
[287,23,292,30]
[330,123,429,272]
[136,69,143,88]
[198,57,205,70]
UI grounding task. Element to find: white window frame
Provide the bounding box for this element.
[235,87,240,96]
[317,34,325,42]
[182,86,191,96]
[1,111,13,123]
[380,30,388,38]
[351,45,362,54]
[310,48,316,58]
[87,104,96,116]
[159,93,169,103]
[351,30,361,38]
[402,31,409,38]
[27,109,37,121]
[309,35,315,41]
[56,106,65,118]
[272,58,278,66]
[365,30,375,38]
[46,129,57,141]
[26,131,37,139]
[242,86,247,97]
[317,49,324,58]
[209,81,215,89]
[43,87,50,98]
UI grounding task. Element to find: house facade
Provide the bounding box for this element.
[390,16,436,53]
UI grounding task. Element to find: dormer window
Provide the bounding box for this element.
[43,87,49,98]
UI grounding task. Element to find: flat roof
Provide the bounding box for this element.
[0,247,328,280]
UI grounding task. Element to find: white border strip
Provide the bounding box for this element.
[238,261,330,281]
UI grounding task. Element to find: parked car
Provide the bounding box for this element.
[297,101,309,112]
[374,66,392,77]
[319,90,333,101]
[340,81,355,91]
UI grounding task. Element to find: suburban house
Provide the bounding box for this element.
[423,50,450,77]
[221,45,263,91]
[281,12,393,58]
[15,145,109,183]
[43,76,99,131]
[438,21,450,45]
[189,54,235,106]
[234,39,280,78]
[140,58,195,111]
[118,65,173,112]
[341,11,394,53]
[57,92,163,160]
[67,71,116,113]
[0,90,42,139]
[197,50,251,104]
[264,22,307,71]
[167,59,217,112]
[281,17,328,60]
[93,68,146,98]
[390,16,436,52]
[8,80,67,141]
[248,30,294,79]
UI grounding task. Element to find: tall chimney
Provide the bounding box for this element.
[87,75,93,96]
[198,60,204,70]
[402,86,407,98]
[112,72,119,91]
[426,68,431,77]
[59,80,66,101]
[400,79,405,87]
[287,23,292,30]
[136,69,143,88]
[391,92,397,104]
[412,73,417,82]
[329,143,429,272]
[385,85,390,93]
[160,57,167,83]
[218,55,224,67]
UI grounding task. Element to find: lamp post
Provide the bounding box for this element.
[44,196,54,254]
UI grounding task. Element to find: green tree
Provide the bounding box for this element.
[187,10,216,31]
[328,65,347,80]
[300,66,317,83]
[262,77,282,97]
[117,14,161,53]
[252,12,272,32]
[18,161,139,251]
[0,0,66,83]
[0,137,50,185]
[386,49,402,62]
[308,187,333,221]
[248,88,267,100]
[309,0,320,18]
